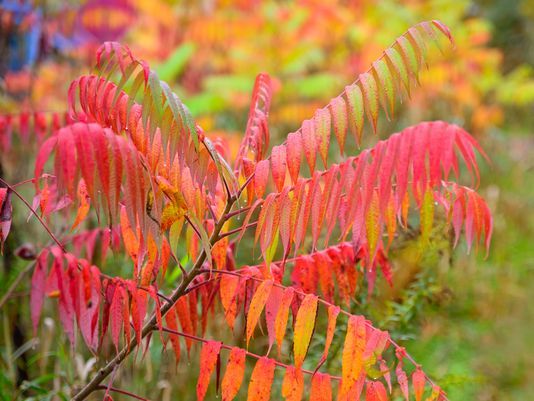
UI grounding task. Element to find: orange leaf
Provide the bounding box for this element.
[246,279,273,347]
[164,306,181,363]
[275,287,295,354]
[197,341,222,401]
[412,367,426,401]
[71,179,90,230]
[282,366,304,401]
[221,347,246,401]
[341,315,366,396]
[247,357,275,401]
[310,373,332,401]
[176,296,194,353]
[220,274,240,330]
[293,294,318,368]
[320,305,340,365]
[120,205,139,262]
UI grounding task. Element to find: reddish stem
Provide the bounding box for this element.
[218,222,257,239]
[159,326,339,380]
[0,177,66,253]
[95,385,150,401]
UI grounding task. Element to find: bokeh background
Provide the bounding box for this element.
[0,0,533,400]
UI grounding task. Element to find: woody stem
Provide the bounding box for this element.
[72,196,237,400]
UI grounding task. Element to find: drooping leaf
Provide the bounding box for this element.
[30,250,49,335]
[197,341,222,401]
[366,381,388,401]
[310,373,332,401]
[247,357,275,401]
[293,294,318,368]
[412,367,426,401]
[246,279,273,347]
[271,145,287,192]
[282,366,304,401]
[275,286,295,354]
[221,347,246,401]
[341,315,366,396]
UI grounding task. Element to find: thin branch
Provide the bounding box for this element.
[0,177,66,253]
[158,326,338,380]
[224,206,251,220]
[137,286,172,304]
[10,174,54,188]
[182,277,219,296]
[184,214,202,241]
[237,172,255,198]
[72,190,238,401]
[218,222,257,240]
[95,385,150,401]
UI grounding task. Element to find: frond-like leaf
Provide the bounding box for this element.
[253,20,454,188]
[252,121,491,268]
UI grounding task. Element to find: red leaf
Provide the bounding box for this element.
[286,132,302,185]
[254,159,270,199]
[271,145,287,192]
[0,188,13,252]
[395,357,409,401]
[412,367,426,401]
[30,250,49,335]
[310,373,332,401]
[366,381,388,401]
[221,347,246,401]
[164,305,181,363]
[265,285,283,352]
[110,284,125,352]
[197,341,222,401]
[329,96,348,153]
[301,119,317,173]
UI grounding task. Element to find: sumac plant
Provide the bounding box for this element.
[3,20,493,401]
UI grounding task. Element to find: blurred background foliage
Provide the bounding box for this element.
[0,0,533,400]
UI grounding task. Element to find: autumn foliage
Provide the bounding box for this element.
[1,20,494,401]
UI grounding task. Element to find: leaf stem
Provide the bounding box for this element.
[0,177,66,253]
[95,385,150,401]
[158,326,337,379]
